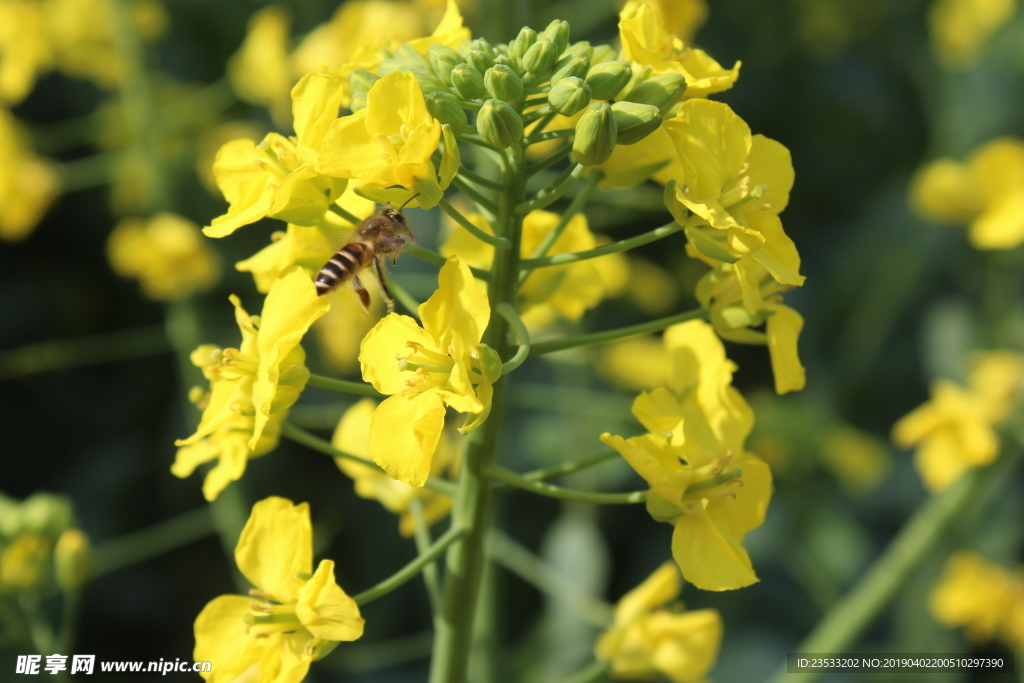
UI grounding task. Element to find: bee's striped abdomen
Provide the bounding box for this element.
[315,243,373,296]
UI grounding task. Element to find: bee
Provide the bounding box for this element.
[314,195,418,312]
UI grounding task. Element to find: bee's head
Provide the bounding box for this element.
[380,205,414,241]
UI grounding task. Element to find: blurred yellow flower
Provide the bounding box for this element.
[620,0,708,44]
[910,138,1024,250]
[599,336,670,392]
[893,351,1024,491]
[821,424,891,494]
[929,0,1016,70]
[174,269,329,500]
[358,256,499,486]
[0,533,49,590]
[206,71,348,238]
[601,321,773,591]
[595,125,687,189]
[931,552,1024,651]
[596,563,722,682]
[0,0,51,105]
[196,121,265,197]
[0,108,58,242]
[405,0,470,55]
[441,209,629,329]
[193,497,364,683]
[53,527,90,590]
[228,5,292,127]
[314,287,383,374]
[319,71,443,207]
[332,398,458,536]
[107,213,221,301]
[619,0,739,98]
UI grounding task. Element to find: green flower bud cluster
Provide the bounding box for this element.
[360,17,684,154]
[0,492,90,593]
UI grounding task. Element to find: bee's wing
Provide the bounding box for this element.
[320,222,358,252]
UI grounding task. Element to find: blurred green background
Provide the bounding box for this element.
[2,0,1023,680]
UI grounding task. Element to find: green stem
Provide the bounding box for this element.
[0,325,169,380]
[456,167,505,192]
[517,163,584,214]
[306,373,383,397]
[511,449,620,485]
[440,198,511,249]
[521,221,681,269]
[486,466,646,504]
[518,174,599,286]
[765,445,1022,683]
[450,175,499,215]
[497,303,530,374]
[457,133,504,153]
[404,243,491,279]
[526,145,572,178]
[279,422,459,498]
[530,307,706,355]
[91,507,215,576]
[523,128,575,146]
[409,499,442,616]
[329,203,363,226]
[565,660,612,683]
[488,530,613,627]
[430,140,527,683]
[354,525,466,605]
[56,150,124,193]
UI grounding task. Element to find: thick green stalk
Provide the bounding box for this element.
[306,373,383,397]
[429,146,526,683]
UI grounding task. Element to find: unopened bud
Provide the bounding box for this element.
[508,27,537,59]
[622,72,687,114]
[428,44,463,86]
[548,77,592,116]
[477,99,524,149]
[563,41,593,60]
[522,37,558,75]
[54,529,90,591]
[551,53,590,83]
[20,493,72,536]
[572,101,617,166]
[425,91,469,136]
[348,69,379,95]
[540,19,570,56]
[590,44,619,65]
[484,64,523,103]
[451,63,487,100]
[493,54,520,72]
[610,101,662,144]
[465,38,497,73]
[585,60,632,100]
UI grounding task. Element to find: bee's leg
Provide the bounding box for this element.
[373,257,397,314]
[351,275,371,315]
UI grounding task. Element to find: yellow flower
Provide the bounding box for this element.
[594,125,687,189]
[618,0,739,98]
[0,0,51,105]
[173,268,330,500]
[910,138,1024,250]
[228,5,293,127]
[596,563,722,682]
[893,351,1024,492]
[319,71,443,207]
[205,71,348,238]
[619,0,708,44]
[332,398,458,535]
[601,321,772,591]
[440,209,629,329]
[405,0,470,55]
[107,213,221,301]
[599,336,670,392]
[358,256,499,487]
[53,528,90,590]
[821,424,891,494]
[930,552,1024,651]
[665,99,804,292]
[0,533,50,590]
[694,258,806,394]
[0,108,58,242]
[193,497,364,683]
[929,0,1016,70]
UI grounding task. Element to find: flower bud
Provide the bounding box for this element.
[54,529,90,591]
[585,60,632,100]
[508,26,537,59]
[20,493,72,536]
[348,69,379,95]
[429,44,463,86]
[563,41,593,60]
[484,64,523,103]
[573,101,617,166]
[551,53,590,83]
[522,37,558,75]
[590,44,619,65]
[493,54,520,72]
[541,19,570,56]
[610,101,662,144]
[451,63,487,100]
[477,99,524,149]
[548,77,592,116]
[425,91,469,136]
[350,91,368,112]
[464,38,497,73]
[622,72,688,114]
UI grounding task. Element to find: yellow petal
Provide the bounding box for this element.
[613,562,680,626]
[365,70,431,138]
[370,391,446,487]
[419,255,491,348]
[969,193,1024,250]
[671,505,758,590]
[910,158,983,223]
[647,609,723,682]
[332,398,377,478]
[407,0,471,54]
[317,109,378,178]
[632,388,685,435]
[291,71,346,151]
[234,497,312,602]
[703,451,772,540]
[765,303,806,394]
[600,433,691,508]
[665,100,751,210]
[205,139,276,238]
[295,559,365,641]
[359,313,438,395]
[193,595,269,683]
[249,267,329,448]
